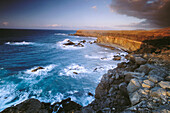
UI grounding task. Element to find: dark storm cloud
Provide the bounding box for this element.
[110,0,170,28]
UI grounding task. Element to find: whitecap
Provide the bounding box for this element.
[85,55,102,59]
[66,90,78,95]
[19,64,57,80]
[0,83,29,111]
[5,41,34,45]
[57,39,85,50]
[59,64,89,78]
[54,33,68,36]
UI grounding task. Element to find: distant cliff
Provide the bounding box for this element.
[73,28,170,52]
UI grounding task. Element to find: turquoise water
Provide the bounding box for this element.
[0,29,127,111]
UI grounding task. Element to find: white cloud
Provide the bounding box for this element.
[2,22,8,26]
[92,6,97,9]
[47,24,62,27]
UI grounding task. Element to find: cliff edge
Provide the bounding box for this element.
[73,28,170,52]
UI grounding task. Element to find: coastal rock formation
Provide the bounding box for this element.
[73,28,170,52]
[63,39,85,47]
[31,66,44,72]
[1,98,82,113]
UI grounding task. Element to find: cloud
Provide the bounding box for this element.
[2,22,8,26]
[110,0,170,28]
[47,24,62,27]
[92,6,97,9]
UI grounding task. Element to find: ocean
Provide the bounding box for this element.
[0,29,127,111]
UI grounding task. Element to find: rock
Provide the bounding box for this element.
[73,72,78,74]
[31,66,44,72]
[1,98,48,113]
[142,80,154,88]
[167,90,170,97]
[63,40,75,45]
[130,91,141,105]
[113,56,121,61]
[152,105,170,113]
[119,82,129,97]
[135,64,154,74]
[148,74,164,83]
[134,57,147,65]
[150,87,166,98]
[88,92,94,96]
[127,78,141,93]
[158,81,170,89]
[138,89,148,95]
[148,69,167,78]
[101,57,107,60]
[61,100,82,112]
[75,43,84,47]
[93,68,98,72]
[117,62,127,68]
[80,40,86,43]
[124,72,144,83]
[165,76,170,81]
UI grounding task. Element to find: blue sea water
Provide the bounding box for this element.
[0,29,127,111]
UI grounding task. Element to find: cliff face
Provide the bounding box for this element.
[97,36,143,51]
[73,28,170,52]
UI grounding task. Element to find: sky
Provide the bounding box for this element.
[0,0,169,30]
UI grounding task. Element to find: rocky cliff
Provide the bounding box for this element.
[73,28,170,52]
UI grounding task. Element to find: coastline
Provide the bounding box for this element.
[1,28,170,113]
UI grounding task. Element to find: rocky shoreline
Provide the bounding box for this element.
[1,28,170,113]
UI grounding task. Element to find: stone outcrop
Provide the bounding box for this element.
[1,98,82,113]
[73,28,170,52]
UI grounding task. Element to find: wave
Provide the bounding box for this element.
[59,64,89,78]
[57,39,85,50]
[54,33,68,36]
[0,83,29,111]
[5,41,34,45]
[18,64,57,81]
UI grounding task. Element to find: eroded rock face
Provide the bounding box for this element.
[1,99,50,113]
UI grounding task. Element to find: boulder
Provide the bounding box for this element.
[63,40,75,45]
[73,72,78,74]
[31,66,44,72]
[142,80,154,88]
[134,57,147,65]
[165,76,170,81]
[148,69,167,78]
[167,90,170,97]
[150,87,166,98]
[124,72,145,83]
[135,64,154,74]
[129,91,141,105]
[80,40,86,43]
[1,98,48,113]
[148,74,163,83]
[75,43,84,47]
[127,78,141,93]
[113,56,121,61]
[158,81,170,89]
[88,92,94,97]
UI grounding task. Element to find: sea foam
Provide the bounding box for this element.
[57,39,85,50]
[54,33,68,36]
[5,41,34,45]
[59,64,89,78]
